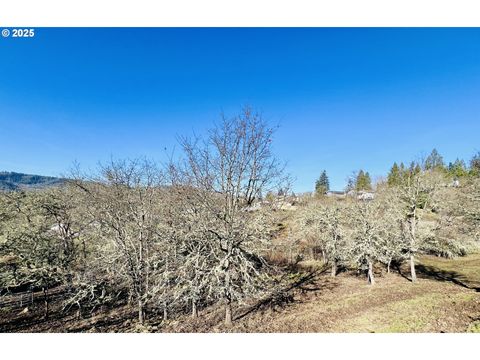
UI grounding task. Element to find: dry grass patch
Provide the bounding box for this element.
[418,253,480,290]
[215,272,480,333]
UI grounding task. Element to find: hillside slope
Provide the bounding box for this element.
[1,255,479,333]
[163,254,480,333]
[0,171,64,191]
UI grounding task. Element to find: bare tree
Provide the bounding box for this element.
[0,188,82,317]
[72,158,176,324]
[176,108,287,325]
[38,186,86,272]
[347,196,401,285]
[394,170,442,282]
[460,178,480,243]
[421,182,473,258]
[298,200,349,276]
[373,185,406,273]
[164,184,216,319]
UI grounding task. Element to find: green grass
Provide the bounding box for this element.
[419,253,480,289]
[341,291,477,333]
[468,321,480,333]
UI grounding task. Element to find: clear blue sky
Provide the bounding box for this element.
[1,28,479,192]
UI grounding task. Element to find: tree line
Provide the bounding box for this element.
[314,147,480,196]
[303,160,479,284]
[315,169,372,196]
[387,149,480,186]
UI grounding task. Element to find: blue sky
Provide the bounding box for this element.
[1,28,479,192]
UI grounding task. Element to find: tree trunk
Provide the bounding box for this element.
[225,301,232,326]
[138,299,144,324]
[387,259,391,273]
[163,302,168,321]
[331,261,337,277]
[192,300,198,318]
[43,287,49,319]
[367,261,375,285]
[409,212,417,283]
[410,254,417,282]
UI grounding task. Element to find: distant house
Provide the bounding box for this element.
[326,191,346,198]
[325,190,375,200]
[357,191,375,201]
[245,194,299,212]
[346,190,356,197]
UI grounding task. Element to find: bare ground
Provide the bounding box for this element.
[163,272,480,333]
[2,255,480,333]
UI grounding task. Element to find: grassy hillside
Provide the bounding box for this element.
[162,257,480,333]
[417,253,480,290]
[2,254,479,333]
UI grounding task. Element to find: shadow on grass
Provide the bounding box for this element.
[234,267,336,321]
[415,264,480,292]
[394,263,413,282]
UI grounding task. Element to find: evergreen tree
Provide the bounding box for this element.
[315,170,330,196]
[387,162,401,186]
[414,163,422,175]
[355,170,372,191]
[408,161,421,177]
[365,172,372,190]
[448,158,468,178]
[389,161,421,187]
[399,162,407,181]
[424,148,445,171]
[320,170,330,192]
[355,170,365,191]
[470,151,480,176]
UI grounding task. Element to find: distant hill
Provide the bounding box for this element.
[0,171,65,191]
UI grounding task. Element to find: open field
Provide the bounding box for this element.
[164,255,480,333]
[417,253,480,291]
[228,274,480,333]
[2,254,479,333]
